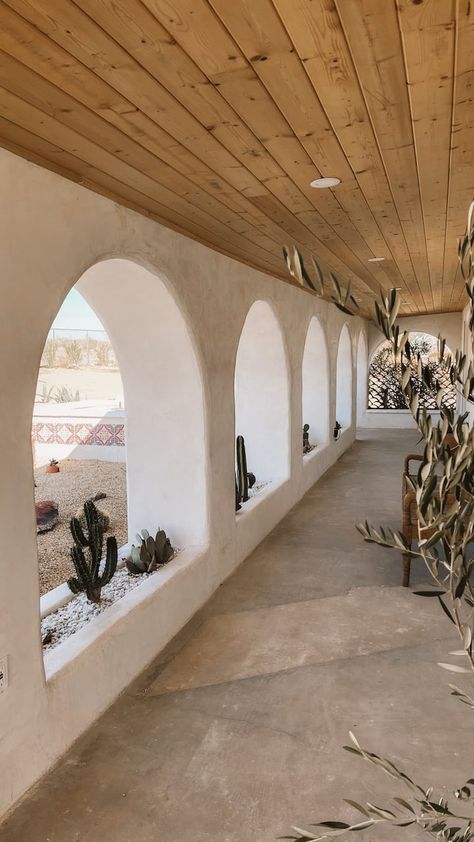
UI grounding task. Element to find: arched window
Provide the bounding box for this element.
[336,324,353,429]
[368,333,456,410]
[33,286,126,597]
[302,317,329,452]
[234,300,289,496]
[33,259,207,654]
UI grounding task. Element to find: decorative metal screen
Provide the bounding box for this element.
[368,333,456,411]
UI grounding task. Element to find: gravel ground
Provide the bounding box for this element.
[35,460,127,595]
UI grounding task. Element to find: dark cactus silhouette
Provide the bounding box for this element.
[236,435,249,503]
[68,499,118,603]
[235,475,242,511]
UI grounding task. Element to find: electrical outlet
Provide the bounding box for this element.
[0,656,8,692]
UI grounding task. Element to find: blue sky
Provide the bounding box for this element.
[52,289,105,331]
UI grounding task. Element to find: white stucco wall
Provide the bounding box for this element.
[359,312,463,428]
[0,148,367,821]
[302,316,330,446]
[336,324,353,430]
[234,300,289,483]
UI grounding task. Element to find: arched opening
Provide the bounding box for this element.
[356,331,368,426]
[33,287,126,597]
[34,258,207,651]
[368,332,456,411]
[77,260,207,546]
[336,324,353,431]
[234,300,289,501]
[302,317,329,453]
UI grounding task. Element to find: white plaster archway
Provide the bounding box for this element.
[234,300,289,483]
[302,316,330,447]
[74,259,208,547]
[336,324,353,429]
[356,331,368,425]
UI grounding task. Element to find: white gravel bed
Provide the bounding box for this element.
[42,555,179,652]
[248,479,272,497]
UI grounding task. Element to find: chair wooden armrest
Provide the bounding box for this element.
[404,453,423,475]
[402,453,422,498]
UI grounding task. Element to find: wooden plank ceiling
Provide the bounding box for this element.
[0,0,471,315]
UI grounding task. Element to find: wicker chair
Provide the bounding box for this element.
[401,453,423,587]
[401,436,458,586]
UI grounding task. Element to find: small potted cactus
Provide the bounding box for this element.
[46,458,60,474]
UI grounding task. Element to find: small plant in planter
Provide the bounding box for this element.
[126,528,174,575]
[303,423,315,454]
[67,499,118,603]
[333,421,342,440]
[46,458,60,473]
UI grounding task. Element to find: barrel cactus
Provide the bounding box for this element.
[126,528,174,575]
[68,500,117,603]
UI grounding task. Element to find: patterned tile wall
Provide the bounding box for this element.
[32,422,125,447]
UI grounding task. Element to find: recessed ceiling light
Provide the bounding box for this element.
[368,256,385,262]
[310,177,341,188]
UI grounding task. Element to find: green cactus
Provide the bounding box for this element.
[236,435,249,503]
[74,505,109,533]
[68,499,118,603]
[235,474,242,511]
[126,528,174,575]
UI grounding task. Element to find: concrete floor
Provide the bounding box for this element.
[3,430,468,841]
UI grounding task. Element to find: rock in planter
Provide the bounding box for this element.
[36,500,59,533]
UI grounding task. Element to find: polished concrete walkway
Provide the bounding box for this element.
[3,431,468,841]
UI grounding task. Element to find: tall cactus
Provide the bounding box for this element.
[68,499,118,603]
[235,474,242,511]
[236,435,249,503]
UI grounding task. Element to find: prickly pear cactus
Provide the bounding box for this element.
[126,528,174,575]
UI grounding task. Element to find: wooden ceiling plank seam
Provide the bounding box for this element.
[206,0,423,305]
[442,0,459,310]
[76,0,403,297]
[395,0,436,312]
[1,2,352,275]
[445,0,474,310]
[2,0,460,314]
[0,84,294,266]
[271,0,426,310]
[132,0,413,297]
[1,0,387,302]
[4,108,375,310]
[0,47,289,260]
[0,113,288,279]
[396,0,457,312]
[0,34,382,302]
[330,0,430,311]
[0,10,310,261]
